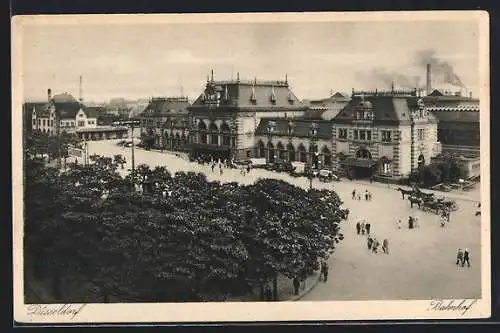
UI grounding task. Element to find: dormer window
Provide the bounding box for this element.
[287,91,294,104]
[287,121,295,135]
[270,85,276,104]
[250,85,257,103]
[267,121,276,134]
[310,123,319,137]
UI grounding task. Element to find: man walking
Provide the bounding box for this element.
[462,248,471,267]
[365,222,371,235]
[365,190,369,201]
[367,235,373,250]
[321,261,329,282]
[456,248,464,266]
[352,189,356,200]
[382,238,389,254]
[356,221,361,235]
[361,221,366,235]
[293,277,300,295]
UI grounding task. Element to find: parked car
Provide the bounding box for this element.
[317,169,340,182]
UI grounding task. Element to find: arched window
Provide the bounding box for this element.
[355,148,372,159]
[258,140,265,158]
[209,122,219,145]
[221,122,231,146]
[267,141,275,163]
[418,154,425,167]
[322,146,332,167]
[287,143,295,162]
[277,141,286,161]
[198,121,207,144]
[298,143,307,163]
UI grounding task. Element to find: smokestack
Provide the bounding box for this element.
[47,88,52,101]
[426,63,432,94]
[79,75,83,102]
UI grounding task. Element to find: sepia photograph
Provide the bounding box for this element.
[12,11,490,323]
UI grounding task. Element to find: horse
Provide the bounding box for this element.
[408,196,422,209]
[396,187,413,199]
[442,200,458,212]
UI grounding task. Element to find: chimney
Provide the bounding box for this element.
[79,75,83,102]
[469,91,473,99]
[426,63,432,94]
[47,88,52,101]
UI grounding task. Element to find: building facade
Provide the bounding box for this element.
[138,97,191,150]
[331,89,441,180]
[188,74,308,161]
[254,119,333,170]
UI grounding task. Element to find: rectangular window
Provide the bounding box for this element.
[367,131,372,141]
[359,130,366,141]
[418,129,425,140]
[353,130,359,140]
[246,150,251,158]
[338,128,347,139]
[78,121,85,127]
[381,130,392,142]
[42,119,46,126]
[32,119,36,125]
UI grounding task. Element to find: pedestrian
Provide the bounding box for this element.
[456,248,464,265]
[365,190,369,201]
[397,219,402,229]
[372,239,380,253]
[408,216,414,229]
[356,221,361,235]
[367,235,373,250]
[382,238,389,254]
[264,285,273,301]
[462,248,470,267]
[211,163,215,172]
[352,189,356,199]
[369,192,372,201]
[293,277,300,295]
[365,222,371,235]
[357,194,361,201]
[321,261,329,282]
[361,221,366,235]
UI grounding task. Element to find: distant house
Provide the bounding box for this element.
[27,89,128,140]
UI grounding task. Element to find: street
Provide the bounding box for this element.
[77,139,482,300]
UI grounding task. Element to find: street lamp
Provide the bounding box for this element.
[131,123,135,190]
[308,123,319,190]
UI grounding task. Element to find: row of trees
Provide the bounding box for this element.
[410,155,468,187]
[24,130,81,162]
[24,152,347,302]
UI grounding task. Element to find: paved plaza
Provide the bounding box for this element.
[75,138,482,301]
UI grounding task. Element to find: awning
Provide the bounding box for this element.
[344,157,377,168]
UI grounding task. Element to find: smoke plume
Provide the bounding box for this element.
[356,49,465,90]
[415,49,465,87]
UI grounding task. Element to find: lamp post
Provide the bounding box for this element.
[267,121,276,164]
[308,123,319,190]
[131,123,135,190]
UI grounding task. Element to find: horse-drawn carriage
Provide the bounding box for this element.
[317,169,340,183]
[398,185,458,215]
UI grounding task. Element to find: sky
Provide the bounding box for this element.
[20,18,480,103]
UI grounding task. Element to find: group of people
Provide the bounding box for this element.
[356,220,371,235]
[367,235,389,254]
[351,189,373,201]
[456,248,471,267]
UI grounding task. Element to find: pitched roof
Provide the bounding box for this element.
[140,97,190,117]
[427,89,444,97]
[430,110,479,123]
[54,102,83,119]
[333,94,416,125]
[255,118,332,139]
[52,92,78,103]
[190,79,306,110]
[84,106,107,118]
